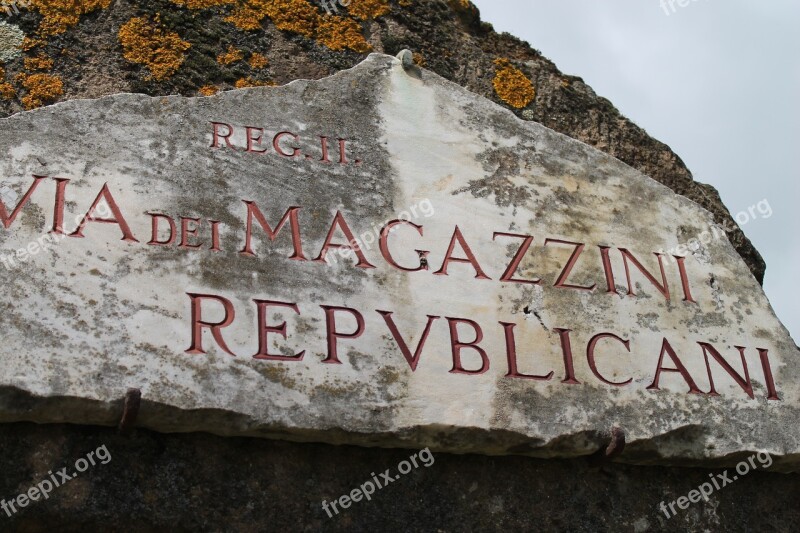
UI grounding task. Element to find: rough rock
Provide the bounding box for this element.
[0,54,796,471]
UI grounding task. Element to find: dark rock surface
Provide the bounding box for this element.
[0,422,797,532]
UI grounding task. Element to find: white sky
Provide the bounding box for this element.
[471,0,800,340]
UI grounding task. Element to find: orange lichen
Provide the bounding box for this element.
[249,52,268,69]
[118,15,191,81]
[0,82,15,100]
[492,58,535,109]
[171,0,234,8]
[234,77,275,88]
[348,0,390,20]
[217,45,244,65]
[21,37,47,51]
[18,72,63,109]
[412,52,425,67]
[29,0,112,36]
[316,15,371,52]
[261,0,319,36]
[227,0,319,35]
[224,6,264,31]
[24,54,55,71]
[199,85,219,96]
[0,66,13,100]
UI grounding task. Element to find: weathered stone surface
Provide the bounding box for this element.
[0,54,797,470]
[0,0,766,284]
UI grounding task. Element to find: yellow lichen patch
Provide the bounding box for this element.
[0,82,15,99]
[492,58,535,109]
[119,15,192,81]
[249,52,268,69]
[398,0,412,6]
[316,15,371,52]
[217,45,243,65]
[261,0,319,36]
[348,0,390,20]
[18,72,63,109]
[227,0,319,35]
[0,66,13,100]
[224,6,264,31]
[24,54,54,71]
[234,77,275,88]
[199,85,219,96]
[21,37,47,51]
[412,52,425,67]
[171,0,235,8]
[29,0,112,36]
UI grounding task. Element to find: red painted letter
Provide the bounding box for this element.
[239,202,306,260]
[314,211,375,269]
[544,239,596,291]
[699,342,753,399]
[253,300,305,361]
[379,220,429,272]
[493,232,541,285]
[619,248,670,300]
[434,226,491,280]
[69,183,139,242]
[148,213,176,246]
[0,175,46,229]
[587,333,632,386]
[555,328,581,384]
[501,322,553,380]
[320,305,365,364]
[210,122,235,149]
[447,317,490,374]
[186,293,237,356]
[378,311,439,371]
[647,338,702,394]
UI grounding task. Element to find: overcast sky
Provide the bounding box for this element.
[471,0,799,340]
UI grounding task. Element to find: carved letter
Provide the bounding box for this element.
[544,239,596,291]
[185,293,237,356]
[493,232,541,284]
[69,183,139,243]
[501,322,553,380]
[239,202,306,260]
[587,333,632,386]
[447,317,490,374]
[434,226,491,280]
[647,338,702,394]
[253,300,305,360]
[379,220,429,272]
[378,311,439,371]
[320,305,365,364]
[0,175,46,229]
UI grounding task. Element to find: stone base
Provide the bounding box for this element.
[0,423,796,531]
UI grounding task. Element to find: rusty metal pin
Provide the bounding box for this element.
[118,388,141,436]
[589,426,625,466]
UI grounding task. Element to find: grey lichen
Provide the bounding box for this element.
[0,21,24,63]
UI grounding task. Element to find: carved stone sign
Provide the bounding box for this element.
[0,54,797,470]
